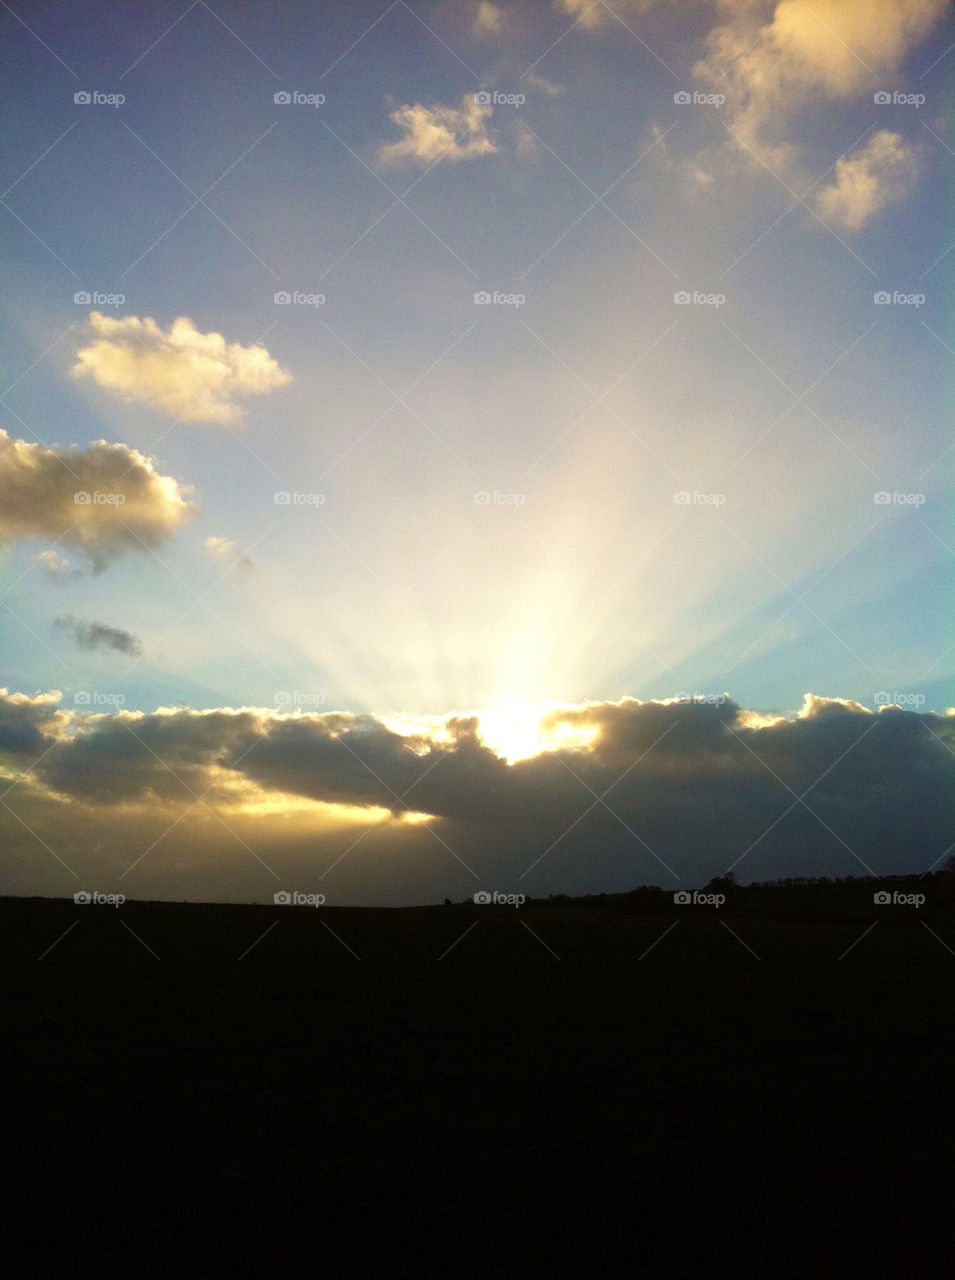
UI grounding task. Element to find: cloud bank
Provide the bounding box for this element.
[1,691,951,904]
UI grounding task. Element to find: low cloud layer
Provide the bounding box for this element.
[72,312,291,426]
[1,691,952,904]
[0,428,197,569]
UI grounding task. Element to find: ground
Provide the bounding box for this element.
[3,887,953,1276]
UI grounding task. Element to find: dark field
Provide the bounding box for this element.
[4,885,954,1277]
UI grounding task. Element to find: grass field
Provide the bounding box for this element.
[4,886,953,1277]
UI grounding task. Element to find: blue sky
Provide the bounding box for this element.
[1,0,953,904]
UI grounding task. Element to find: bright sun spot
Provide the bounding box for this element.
[478,701,598,763]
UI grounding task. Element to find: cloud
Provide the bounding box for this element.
[0,428,197,570]
[205,535,256,576]
[474,1,504,34]
[554,0,674,26]
[525,71,565,98]
[813,129,918,230]
[32,550,81,580]
[693,0,946,196]
[55,616,143,657]
[378,95,498,167]
[72,312,291,426]
[5,691,952,903]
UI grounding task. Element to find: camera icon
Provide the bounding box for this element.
[674,91,691,104]
[873,491,891,505]
[74,91,91,105]
[74,491,91,504]
[473,291,491,304]
[274,890,292,905]
[673,291,691,304]
[474,491,491,504]
[273,291,291,304]
[474,91,492,105]
[274,491,292,504]
[674,491,691,504]
[274,91,291,104]
[73,691,92,705]
[874,691,890,706]
[873,91,891,105]
[74,891,91,904]
[873,891,891,905]
[673,891,691,904]
[873,291,891,304]
[473,890,492,904]
[73,290,91,304]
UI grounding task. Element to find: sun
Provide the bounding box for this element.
[476,700,547,763]
[476,700,599,763]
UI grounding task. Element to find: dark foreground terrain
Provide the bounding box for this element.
[4,881,954,1277]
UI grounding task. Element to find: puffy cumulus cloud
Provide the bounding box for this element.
[4,692,953,903]
[474,1,503,33]
[813,130,918,230]
[0,429,197,570]
[378,95,498,167]
[72,312,291,426]
[55,616,143,657]
[694,0,945,202]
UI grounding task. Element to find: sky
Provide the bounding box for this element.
[0,0,953,906]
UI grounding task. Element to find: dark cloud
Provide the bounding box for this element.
[1,690,951,902]
[0,428,197,569]
[55,616,143,656]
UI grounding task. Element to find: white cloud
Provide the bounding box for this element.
[474,1,504,34]
[205,535,255,575]
[72,312,291,426]
[813,129,918,230]
[697,0,945,152]
[378,95,498,167]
